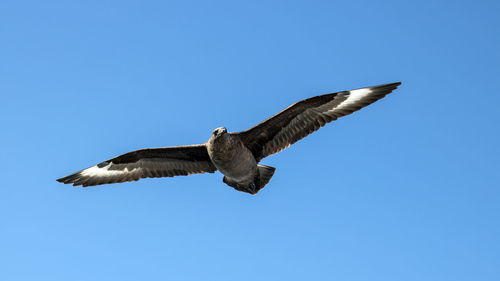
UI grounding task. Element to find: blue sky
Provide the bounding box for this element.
[1,0,499,280]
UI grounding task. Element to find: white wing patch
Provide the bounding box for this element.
[333,88,373,111]
[80,163,139,177]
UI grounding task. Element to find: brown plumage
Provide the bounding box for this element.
[57,82,402,194]
[237,82,401,161]
[57,145,216,187]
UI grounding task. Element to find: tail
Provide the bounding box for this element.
[222,165,276,195]
[254,164,276,193]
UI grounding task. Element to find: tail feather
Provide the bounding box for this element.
[222,164,276,195]
[255,164,275,191]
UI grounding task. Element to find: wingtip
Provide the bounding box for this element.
[56,176,69,184]
[364,82,402,94]
[376,81,402,88]
[57,172,82,186]
[350,82,402,93]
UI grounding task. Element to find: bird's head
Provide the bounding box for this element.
[211,127,227,139]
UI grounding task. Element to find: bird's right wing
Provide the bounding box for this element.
[57,144,216,187]
[236,82,401,161]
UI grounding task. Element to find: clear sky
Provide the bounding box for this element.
[1,0,499,280]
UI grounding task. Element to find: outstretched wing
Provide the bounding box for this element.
[236,82,401,161]
[57,144,216,187]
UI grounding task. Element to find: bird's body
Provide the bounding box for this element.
[208,129,257,187]
[58,82,402,195]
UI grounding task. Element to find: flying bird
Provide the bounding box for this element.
[57,82,402,194]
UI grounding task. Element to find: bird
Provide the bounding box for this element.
[57,82,402,195]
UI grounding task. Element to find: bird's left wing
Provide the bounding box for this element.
[57,144,216,187]
[236,82,401,161]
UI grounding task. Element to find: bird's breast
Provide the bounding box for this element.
[207,134,257,182]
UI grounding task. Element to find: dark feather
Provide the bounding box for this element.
[57,144,216,187]
[236,82,401,161]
